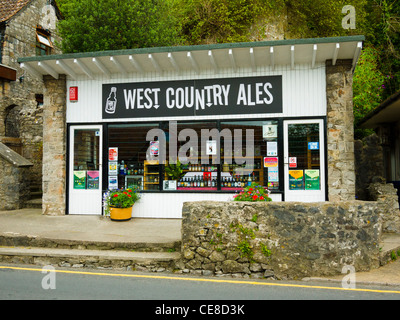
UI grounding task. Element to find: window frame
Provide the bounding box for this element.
[36,29,53,56]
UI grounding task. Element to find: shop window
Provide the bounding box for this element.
[220,120,280,191]
[107,120,281,193]
[164,121,219,191]
[36,29,53,56]
[108,123,159,190]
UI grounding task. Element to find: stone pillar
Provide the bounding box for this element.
[326,60,355,201]
[42,75,67,215]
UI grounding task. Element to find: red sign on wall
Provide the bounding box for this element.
[69,86,78,102]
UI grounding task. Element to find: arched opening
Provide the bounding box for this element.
[4,104,22,138]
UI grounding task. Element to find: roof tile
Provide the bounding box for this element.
[0,0,32,22]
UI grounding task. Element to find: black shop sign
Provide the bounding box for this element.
[102,75,282,119]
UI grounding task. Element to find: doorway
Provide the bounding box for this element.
[284,119,325,202]
[68,125,103,214]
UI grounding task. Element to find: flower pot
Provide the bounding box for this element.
[109,206,133,221]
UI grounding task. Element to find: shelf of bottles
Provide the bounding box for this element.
[144,160,160,191]
[220,156,263,191]
[177,163,218,191]
[117,160,144,190]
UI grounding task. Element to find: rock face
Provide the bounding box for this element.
[181,201,383,280]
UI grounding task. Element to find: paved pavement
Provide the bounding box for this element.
[0,208,400,287]
[0,208,181,245]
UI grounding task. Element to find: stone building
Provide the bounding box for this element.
[0,0,62,208]
[18,36,364,216]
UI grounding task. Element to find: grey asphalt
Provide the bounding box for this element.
[0,208,400,287]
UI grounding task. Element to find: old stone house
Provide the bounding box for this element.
[0,0,61,209]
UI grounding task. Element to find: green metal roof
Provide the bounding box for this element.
[18,35,365,63]
[18,35,365,80]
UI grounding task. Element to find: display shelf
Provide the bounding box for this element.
[144,160,160,190]
[220,156,264,186]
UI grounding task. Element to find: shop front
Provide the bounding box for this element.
[19,36,364,217]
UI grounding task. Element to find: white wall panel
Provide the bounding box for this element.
[66,63,326,124]
[131,192,282,218]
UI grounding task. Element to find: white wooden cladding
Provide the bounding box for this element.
[132,192,282,218]
[66,63,327,123]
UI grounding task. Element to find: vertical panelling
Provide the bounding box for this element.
[66,62,327,123]
[132,192,282,218]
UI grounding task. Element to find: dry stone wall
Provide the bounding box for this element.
[326,60,356,201]
[42,75,67,216]
[181,201,382,280]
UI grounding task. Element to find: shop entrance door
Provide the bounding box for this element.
[284,119,325,202]
[68,125,103,214]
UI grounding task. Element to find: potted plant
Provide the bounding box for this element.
[233,182,272,202]
[103,187,141,221]
[165,159,184,181]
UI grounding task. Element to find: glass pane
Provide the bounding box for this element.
[220,120,279,191]
[288,123,320,190]
[166,121,218,191]
[73,129,100,190]
[108,123,158,191]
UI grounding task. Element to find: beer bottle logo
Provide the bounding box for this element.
[105,87,117,114]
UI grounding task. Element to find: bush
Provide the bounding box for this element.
[233,183,272,202]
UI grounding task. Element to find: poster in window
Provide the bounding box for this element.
[87,171,99,189]
[206,140,217,155]
[267,141,278,156]
[263,125,278,139]
[305,169,320,190]
[108,161,118,175]
[268,167,279,182]
[108,176,118,190]
[289,170,304,190]
[150,141,159,156]
[73,171,86,189]
[264,157,278,167]
[109,147,118,161]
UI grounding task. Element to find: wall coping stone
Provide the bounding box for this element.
[0,142,33,167]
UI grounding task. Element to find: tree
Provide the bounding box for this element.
[353,45,386,138]
[57,0,182,53]
[177,0,277,44]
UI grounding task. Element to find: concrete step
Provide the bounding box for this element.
[25,198,42,209]
[0,233,181,253]
[0,246,181,271]
[380,233,400,266]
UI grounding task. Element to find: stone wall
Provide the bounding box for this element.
[181,201,382,279]
[42,75,67,216]
[368,183,400,233]
[354,134,385,200]
[354,133,400,233]
[0,0,61,191]
[0,143,33,210]
[326,60,355,201]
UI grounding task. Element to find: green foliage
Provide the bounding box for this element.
[237,240,254,260]
[353,46,386,124]
[103,187,141,215]
[57,0,182,53]
[165,159,184,180]
[260,242,272,257]
[177,0,275,44]
[233,182,272,202]
[391,250,398,261]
